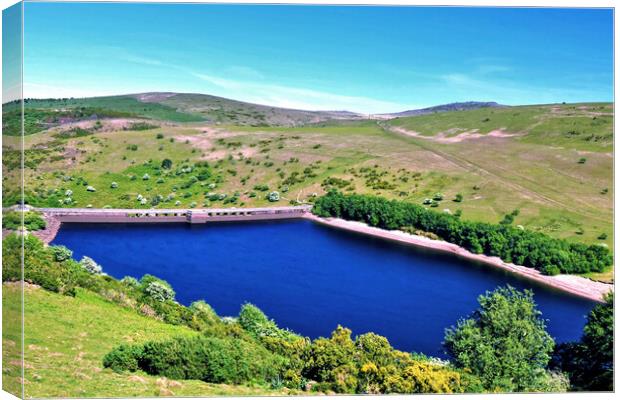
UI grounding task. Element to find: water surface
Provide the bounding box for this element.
[52,219,595,357]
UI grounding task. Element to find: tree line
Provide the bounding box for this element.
[312,191,612,275]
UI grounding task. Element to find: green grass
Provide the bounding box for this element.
[388,103,613,152]
[1,284,291,398]
[2,96,204,136]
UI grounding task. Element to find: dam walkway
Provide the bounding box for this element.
[30,205,313,224]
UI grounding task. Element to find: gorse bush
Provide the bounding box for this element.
[312,192,612,274]
[302,326,475,394]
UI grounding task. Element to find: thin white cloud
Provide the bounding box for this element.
[439,72,605,105]
[189,70,415,113]
[25,49,417,114]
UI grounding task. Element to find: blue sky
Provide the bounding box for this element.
[18,3,614,113]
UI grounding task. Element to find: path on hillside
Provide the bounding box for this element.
[382,124,611,224]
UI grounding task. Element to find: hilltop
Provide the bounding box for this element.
[377,101,504,118]
[3,93,510,135]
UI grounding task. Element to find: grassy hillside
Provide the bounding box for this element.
[387,103,613,152]
[1,284,287,398]
[2,96,205,136]
[146,92,363,126]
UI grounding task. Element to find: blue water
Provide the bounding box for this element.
[52,219,595,357]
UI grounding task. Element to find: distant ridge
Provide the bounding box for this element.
[376,101,504,119]
[5,91,509,127]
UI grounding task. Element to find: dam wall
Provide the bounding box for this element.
[34,206,312,224]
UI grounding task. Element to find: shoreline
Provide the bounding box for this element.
[23,209,613,302]
[304,214,613,303]
[33,214,62,244]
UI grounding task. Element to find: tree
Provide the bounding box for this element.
[550,292,613,391]
[161,158,173,169]
[444,286,555,392]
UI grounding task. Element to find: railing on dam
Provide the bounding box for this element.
[28,205,313,224]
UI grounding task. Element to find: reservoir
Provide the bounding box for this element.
[51,219,595,357]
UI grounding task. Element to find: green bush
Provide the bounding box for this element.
[104,335,286,385]
[140,274,175,302]
[103,344,144,372]
[2,211,46,231]
[2,233,97,294]
[238,303,281,338]
[50,245,73,262]
[80,256,103,274]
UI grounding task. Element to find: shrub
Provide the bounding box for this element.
[103,344,143,372]
[238,303,282,339]
[110,182,118,189]
[190,300,218,320]
[120,276,140,288]
[2,211,46,231]
[140,274,175,302]
[453,193,463,202]
[161,159,173,169]
[142,173,150,180]
[267,191,280,202]
[541,264,561,276]
[50,245,73,262]
[80,256,103,274]
[156,133,164,139]
[103,335,285,385]
[3,234,97,294]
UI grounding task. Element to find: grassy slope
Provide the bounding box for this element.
[2,96,205,136]
[388,103,613,152]
[1,284,287,398]
[155,93,361,126]
[2,101,613,276]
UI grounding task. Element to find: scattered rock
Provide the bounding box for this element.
[128,375,148,384]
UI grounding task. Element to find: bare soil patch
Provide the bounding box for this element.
[390,126,521,143]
